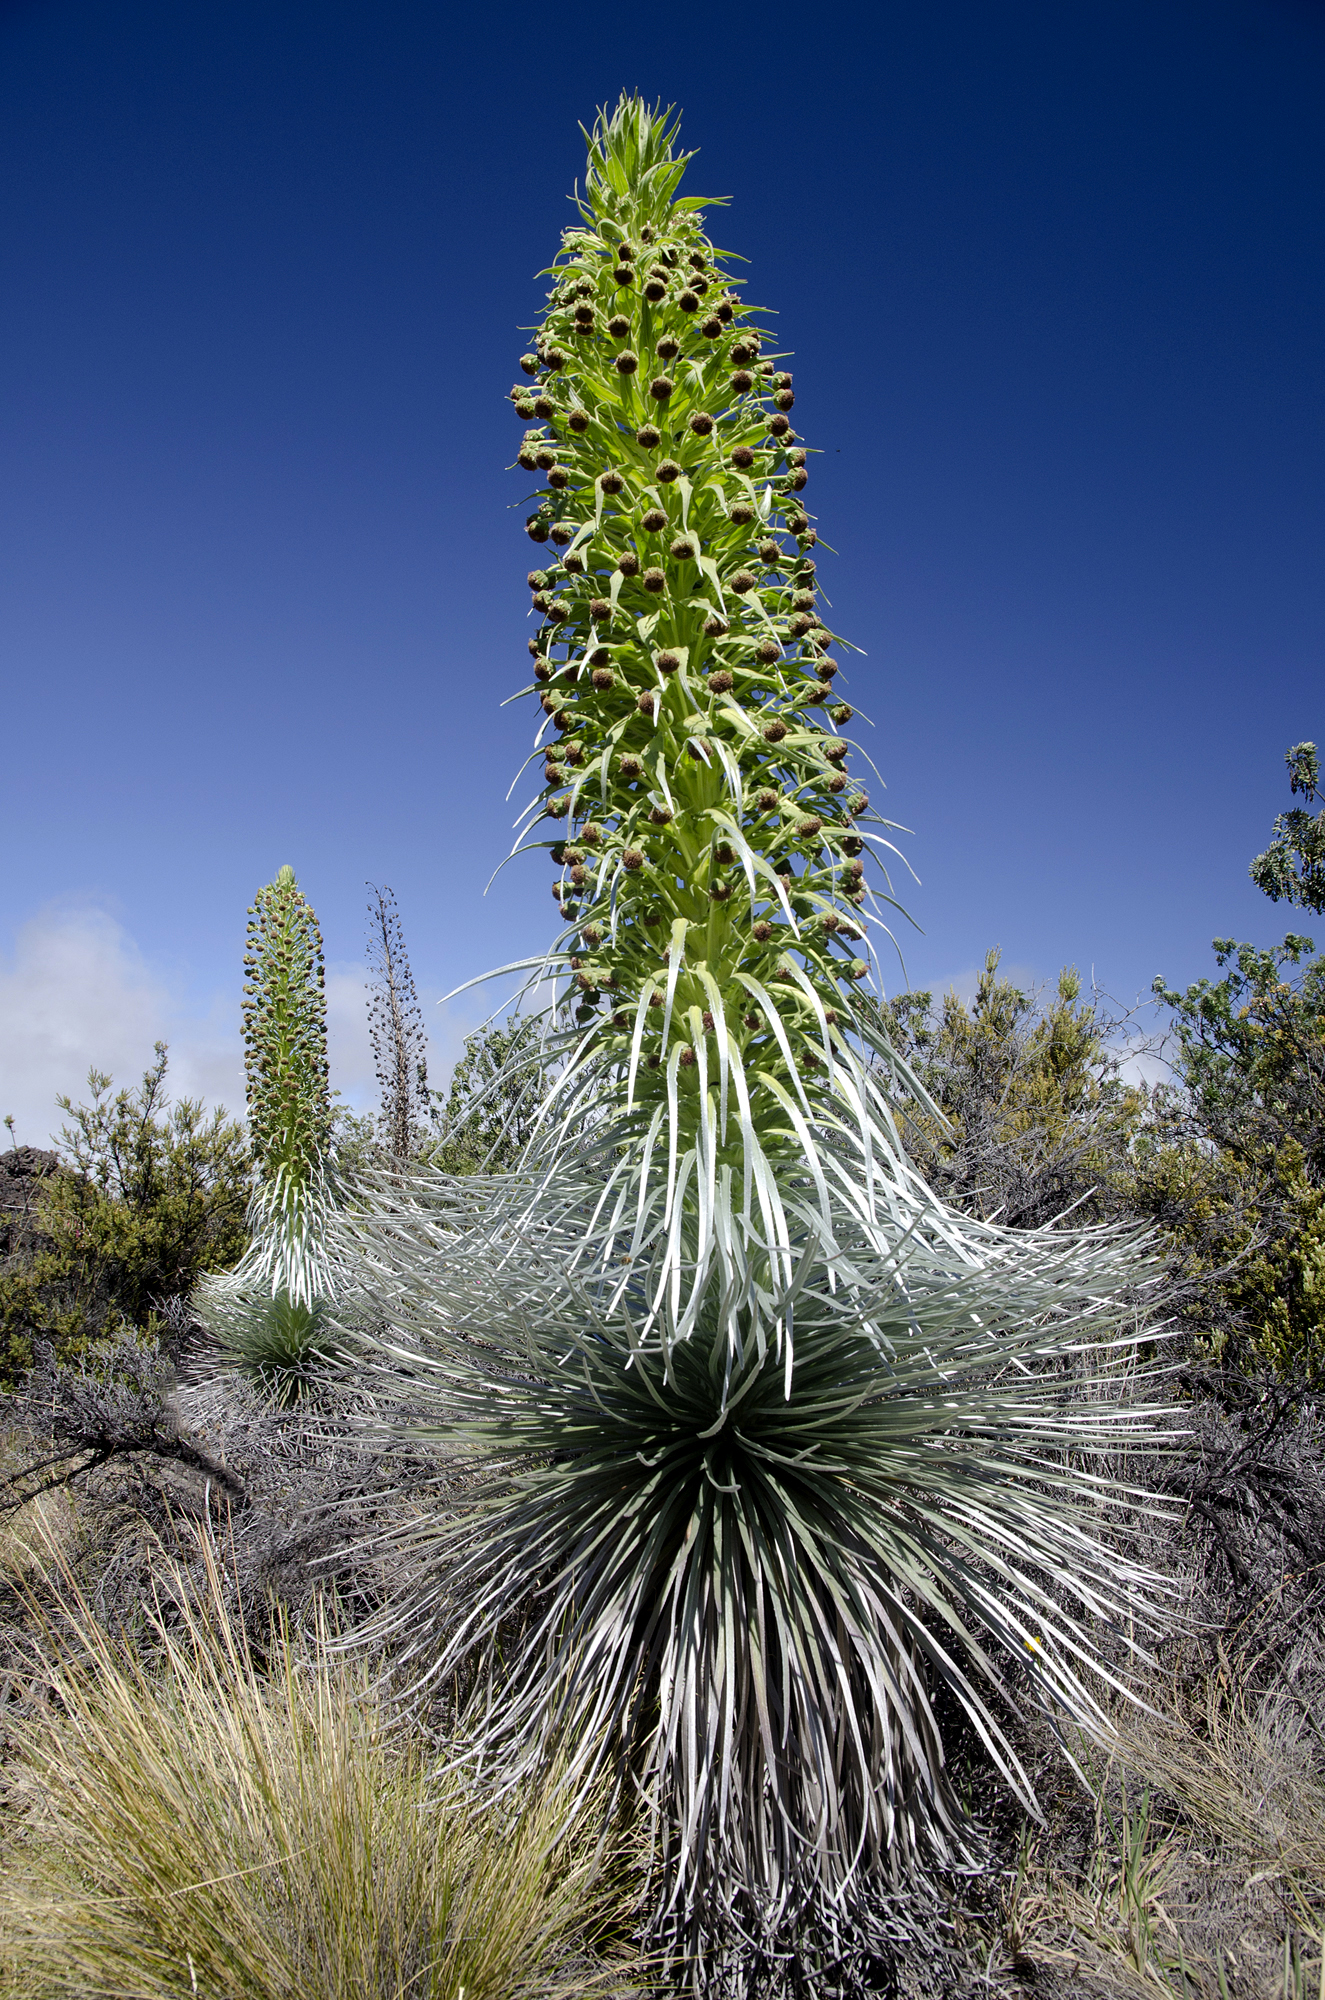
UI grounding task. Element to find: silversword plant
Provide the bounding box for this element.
[335,97,1173,1967]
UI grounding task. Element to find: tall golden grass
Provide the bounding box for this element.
[0,1529,640,2000]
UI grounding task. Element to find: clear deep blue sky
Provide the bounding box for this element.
[2,0,1322,1129]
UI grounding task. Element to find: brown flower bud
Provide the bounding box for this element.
[562,743,584,765]
[622,848,645,871]
[841,836,864,858]
[544,762,564,783]
[561,553,584,576]
[656,335,680,360]
[669,536,695,561]
[729,502,754,525]
[581,923,602,945]
[533,659,552,682]
[827,773,847,793]
[731,445,755,469]
[656,459,681,482]
[613,265,633,286]
[514,397,536,418]
[786,510,810,534]
[708,670,734,693]
[599,470,624,495]
[519,354,539,376]
[848,793,869,815]
[643,277,666,302]
[636,425,661,448]
[755,789,778,811]
[689,411,714,436]
[774,389,795,411]
[547,467,569,489]
[824,739,848,764]
[678,1044,696,1066]
[565,406,589,432]
[788,447,807,467]
[619,753,641,778]
[617,552,640,577]
[769,413,791,437]
[574,301,595,326]
[756,639,782,665]
[758,539,781,563]
[677,289,700,312]
[790,468,808,490]
[533,396,555,418]
[527,569,550,591]
[637,691,655,715]
[650,376,674,401]
[642,567,666,593]
[517,446,539,470]
[549,524,572,545]
[656,650,680,673]
[830,703,853,724]
[816,658,838,679]
[527,517,550,541]
[552,883,565,901]
[714,844,736,867]
[589,597,612,621]
[650,988,664,1007]
[570,865,587,886]
[649,804,674,824]
[752,921,773,942]
[544,348,566,371]
[534,447,557,470]
[703,613,729,637]
[701,316,723,339]
[616,350,639,375]
[762,719,788,743]
[581,822,602,844]
[588,646,611,665]
[797,816,824,837]
[731,570,756,594]
[642,507,667,531]
[552,707,574,731]
[591,668,615,690]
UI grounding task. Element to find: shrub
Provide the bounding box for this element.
[0,1533,638,2000]
[0,1046,248,1384]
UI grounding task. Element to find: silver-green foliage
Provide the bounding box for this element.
[334,96,1173,1947]
[195,866,335,1387]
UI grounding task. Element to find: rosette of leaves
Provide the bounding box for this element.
[334,98,1172,1965]
[195,866,336,1394]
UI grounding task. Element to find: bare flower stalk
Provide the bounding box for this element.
[366,883,429,1169]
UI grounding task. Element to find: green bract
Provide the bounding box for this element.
[334,98,1173,1970]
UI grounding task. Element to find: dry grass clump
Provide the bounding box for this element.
[0,1530,641,2000]
[996,1647,1325,1999]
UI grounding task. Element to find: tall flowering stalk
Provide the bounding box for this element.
[336,99,1171,1964]
[196,866,335,1396]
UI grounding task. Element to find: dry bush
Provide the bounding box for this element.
[0,1529,642,2000]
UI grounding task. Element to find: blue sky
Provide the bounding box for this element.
[2,0,1321,1139]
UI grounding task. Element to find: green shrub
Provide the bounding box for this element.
[0,1045,248,1384]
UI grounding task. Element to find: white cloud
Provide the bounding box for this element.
[0,904,245,1147]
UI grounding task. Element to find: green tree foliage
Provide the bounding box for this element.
[427,1015,548,1174]
[0,1046,248,1384]
[1146,745,1325,1377]
[1148,932,1325,1376]
[1249,741,1324,913]
[878,950,1146,1228]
